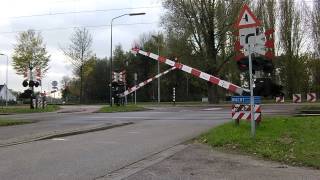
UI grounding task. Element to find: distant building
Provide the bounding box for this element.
[0,84,17,102]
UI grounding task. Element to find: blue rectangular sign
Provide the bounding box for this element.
[231,96,261,104]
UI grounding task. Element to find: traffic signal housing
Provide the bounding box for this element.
[254,78,284,97]
[22,80,28,87]
[22,80,41,88]
[237,56,274,73]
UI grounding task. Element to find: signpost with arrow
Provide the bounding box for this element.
[234,4,263,137]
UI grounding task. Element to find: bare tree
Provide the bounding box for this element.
[61,28,92,104]
[161,0,245,103]
[278,0,310,96]
[312,0,320,57]
[310,1,320,96]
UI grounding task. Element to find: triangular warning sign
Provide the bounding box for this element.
[235,4,261,29]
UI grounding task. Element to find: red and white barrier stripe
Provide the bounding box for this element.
[232,104,261,112]
[119,67,176,97]
[275,96,284,103]
[232,104,262,122]
[232,112,262,121]
[307,93,316,102]
[293,94,301,103]
[131,48,249,96]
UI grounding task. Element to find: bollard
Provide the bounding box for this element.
[173,87,176,105]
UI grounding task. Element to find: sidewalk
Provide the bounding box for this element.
[123,143,320,180]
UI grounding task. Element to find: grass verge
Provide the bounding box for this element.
[0,105,60,114]
[0,119,34,126]
[199,116,320,169]
[297,104,320,111]
[98,105,146,113]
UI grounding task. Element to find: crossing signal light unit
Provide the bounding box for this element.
[22,80,40,88]
[237,56,274,73]
[253,78,284,97]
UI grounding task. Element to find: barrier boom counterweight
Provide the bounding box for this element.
[131,48,249,96]
[119,67,176,97]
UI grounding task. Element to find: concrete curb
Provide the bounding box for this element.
[96,144,189,180]
[0,122,133,148]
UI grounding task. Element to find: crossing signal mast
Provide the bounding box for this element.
[112,70,127,106]
[20,66,42,109]
[234,4,283,97]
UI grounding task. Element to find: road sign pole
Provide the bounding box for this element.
[134,73,137,105]
[248,44,255,137]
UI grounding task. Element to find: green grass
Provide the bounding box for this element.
[0,119,34,126]
[298,104,320,111]
[98,105,147,113]
[0,105,60,114]
[199,116,320,168]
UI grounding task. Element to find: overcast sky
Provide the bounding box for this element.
[0,0,163,93]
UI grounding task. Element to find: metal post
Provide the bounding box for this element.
[248,44,255,137]
[29,62,34,109]
[134,90,136,105]
[110,21,113,107]
[134,73,137,105]
[124,84,127,105]
[157,45,160,104]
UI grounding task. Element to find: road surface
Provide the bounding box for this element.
[0,104,300,179]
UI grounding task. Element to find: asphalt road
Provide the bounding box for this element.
[0,106,229,180]
[0,104,301,180]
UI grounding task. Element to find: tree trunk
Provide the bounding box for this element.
[80,65,83,104]
[208,83,219,104]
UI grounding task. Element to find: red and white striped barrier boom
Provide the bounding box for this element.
[131,48,249,96]
[119,67,176,97]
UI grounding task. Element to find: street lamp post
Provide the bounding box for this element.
[109,12,146,107]
[0,53,9,106]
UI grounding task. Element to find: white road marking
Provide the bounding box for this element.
[202,108,222,111]
[127,131,140,134]
[51,138,67,141]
